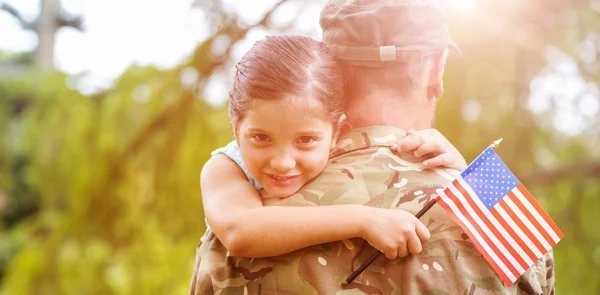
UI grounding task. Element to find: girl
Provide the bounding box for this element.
[200,35,467,260]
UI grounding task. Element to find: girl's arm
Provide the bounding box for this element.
[201,154,367,258]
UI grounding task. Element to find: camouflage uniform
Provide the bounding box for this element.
[189,127,555,295]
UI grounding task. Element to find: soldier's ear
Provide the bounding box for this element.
[429,48,448,101]
[331,114,348,149]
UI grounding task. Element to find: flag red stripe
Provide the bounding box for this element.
[435,195,512,285]
[454,181,529,270]
[444,186,519,279]
[507,191,555,249]
[489,208,538,263]
[498,199,546,254]
[516,184,564,240]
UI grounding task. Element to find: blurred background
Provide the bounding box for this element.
[0,0,598,293]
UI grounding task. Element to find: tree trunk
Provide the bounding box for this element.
[35,0,60,69]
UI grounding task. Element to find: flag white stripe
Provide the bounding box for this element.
[438,190,516,282]
[447,183,525,273]
[512,187,561,243]
[455,177,533,266]
[494,205,544,258]
[503,197,552,251]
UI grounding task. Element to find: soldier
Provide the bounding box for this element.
[190,0,556,294]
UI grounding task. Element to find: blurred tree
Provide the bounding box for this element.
[0,59,42,281]
[1,0,83,68]
[438,0,600,292]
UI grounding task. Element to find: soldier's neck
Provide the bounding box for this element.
[345,88,436,130]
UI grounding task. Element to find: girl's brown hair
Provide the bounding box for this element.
[229,35,345,131]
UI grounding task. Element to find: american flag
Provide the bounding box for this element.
[435,146,563,286]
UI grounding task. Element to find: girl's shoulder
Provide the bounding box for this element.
[211,141,262,190]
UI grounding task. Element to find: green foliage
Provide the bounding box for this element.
[438,1,600,292]
[0,63,230,293]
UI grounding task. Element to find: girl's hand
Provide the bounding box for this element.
[391,129,467,171]
[360,207,431,260]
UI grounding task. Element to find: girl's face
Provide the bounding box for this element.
[237,95,339,199]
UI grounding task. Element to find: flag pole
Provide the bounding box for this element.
[345,138,504,284]
[491,138,503,149]
[345,199,436,283]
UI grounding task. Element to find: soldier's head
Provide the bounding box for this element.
[228,35,346,198]
[320,0,459,107]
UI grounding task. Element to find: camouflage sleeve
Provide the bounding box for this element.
[541,250,556,295]
[511,249,555,294]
